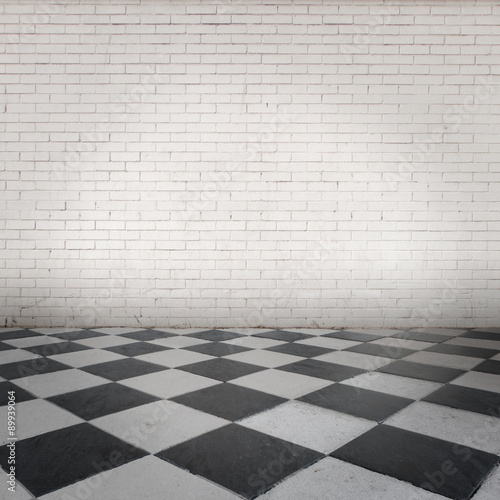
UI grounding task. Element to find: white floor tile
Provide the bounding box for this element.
[29,328,81,335]
[314,350,393,370]
[472,327,500,334]
[39,455,240,500]
[91,328,144,335]
[0,399,83,445]
[445,337,500,351]
[259,457,447,500]
[91,400,229,453]
[404,351,483,371]
[3,336,66,349]
[341,372,442,400]
[225,349,303,368]
[232,369,332,399]
[410,328,468,336]
[277,328,337,335]
[13,370,107,398]
[74,336,137,349]
[372,337,435,351]
[224,336,285,349]
[120,369,219,399]
[50,349,126,368]
[150,336,208,348]
[0,350,40,365]
[347,329,406,337]
[135,349,214,368]
[239,400,376,454]
[223,328,275,335]
[385,401,500,454]
[297,337,360,350]
[153,328,209,335]
[451,372,500,394]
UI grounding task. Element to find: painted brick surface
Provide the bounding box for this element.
[1,1,499,328]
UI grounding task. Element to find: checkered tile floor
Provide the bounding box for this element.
[1,327,500,500]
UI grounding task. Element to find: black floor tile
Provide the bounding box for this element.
[277,359,365,382]
[0,381,36,406]
[23,341,91,357]
[186,329,244,342]
[331,424,499,500]
[298,383,413,422]
[265,342,331,358]
[48,383,161,420]
[252,330,313,342]
[156,423,322,499]
[323,331,382,342]
[377,360,466,383]
[425,344,499,359]
[177,358,265,382]
[0,329,43,340]
[0,423,147,497]
[422,384,500,417]
[120,329,178,341]
[52,330,106,341]
[104,341,170,357]
[172,383,287,421]
[472,359,500,375]
[0,358,71,380]
[345,343,416,359]
[184,342,251,357]
[460,330,500,341]
[0,342,16,351]
[81,358,168,381]
[393,331,452,343]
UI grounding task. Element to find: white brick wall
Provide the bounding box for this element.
[1,0,499,329]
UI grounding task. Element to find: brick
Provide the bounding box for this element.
[0,1,497,328]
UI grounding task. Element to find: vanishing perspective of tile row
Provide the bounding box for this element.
[0,327,499,499]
